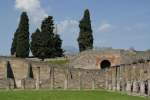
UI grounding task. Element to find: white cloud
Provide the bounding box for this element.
[15,0,48,26]
[98,22,112,32]
[57,20,78,34]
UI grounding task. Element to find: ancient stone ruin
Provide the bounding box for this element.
[0,49,150,97]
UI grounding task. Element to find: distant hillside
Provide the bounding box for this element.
[63,46,78,54]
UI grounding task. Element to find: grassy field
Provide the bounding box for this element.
[47,59,69,65]
[0,90,148,100]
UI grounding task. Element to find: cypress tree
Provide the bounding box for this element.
[54,34,63,57]
[30,29,41,58]
[31,16,63,60]
[77,9,94,52]
[11,12,30,58]
[11,28,19,56]
[16,12,30,58]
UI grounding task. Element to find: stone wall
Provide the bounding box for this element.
[70,50,121,69]
[0,57,150,97]
[70,49,150,70]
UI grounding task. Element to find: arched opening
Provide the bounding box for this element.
[100,60,111,69]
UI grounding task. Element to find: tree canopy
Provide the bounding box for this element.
[31,16,63,60]
[77,9,94,52]
[11,12,30,58]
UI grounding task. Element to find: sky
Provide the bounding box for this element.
[0,0,150,55]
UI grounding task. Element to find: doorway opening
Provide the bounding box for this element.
[100,60,111,69]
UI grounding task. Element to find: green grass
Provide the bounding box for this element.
[0,90,148,100]
[48,59,69,65]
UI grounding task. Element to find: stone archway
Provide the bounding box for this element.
[100,60,111,69]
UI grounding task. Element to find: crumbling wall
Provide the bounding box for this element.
[0,57,150,97]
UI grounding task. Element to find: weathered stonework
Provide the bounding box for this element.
[0,49,150,97]
[70,49,150,69]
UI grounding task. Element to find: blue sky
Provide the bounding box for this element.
[0,0,150,55]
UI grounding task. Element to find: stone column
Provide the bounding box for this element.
[116,81,120,91]
[92,79,95,90]
[64,68,68,90]
[108,80,112,90]
[133,81,138,93]
[105,70,108,90]
[5,61,8,79]
[140,81,145,95]
[112,68,116,91]
[78,70,81,90]
[148,80,150,96]
[50,67,54,90]
[105,80,108,90]
[36,67,40,90]
[64,77,68,90]
[122,81,126,92]
[126,81,131,93]
[21,79,25,90]
[116,66,120,91]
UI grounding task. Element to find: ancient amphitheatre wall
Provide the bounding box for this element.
[0,56,150,97]
[70,50,122,69]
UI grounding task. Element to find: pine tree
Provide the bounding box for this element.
[31,16,63,60]
[11,12,30,58]
[77,9,94,52]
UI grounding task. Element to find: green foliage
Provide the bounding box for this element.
[53,34,63,57]
[11,12,30,58]
[48,59,69,65]
[78,9,94,52]
[11,29,19,55]
[31,16,63,60]
[0,90,146,100]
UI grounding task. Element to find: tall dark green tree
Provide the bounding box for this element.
[11,28,19,56]
[54,34,63,57]
[11,12,30,58]
[77,9,94,52]
[30,29,41,57]
[31,16,63,60]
